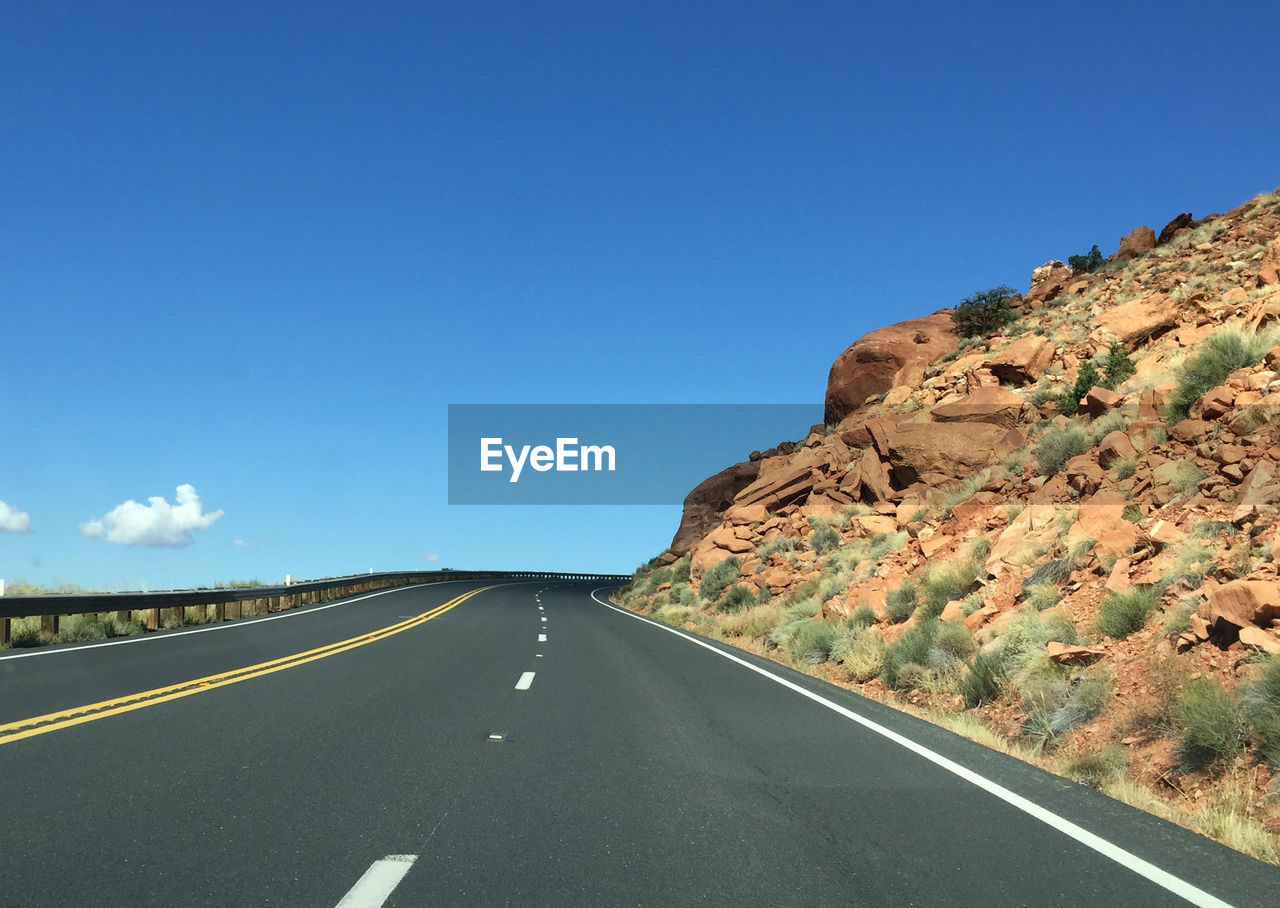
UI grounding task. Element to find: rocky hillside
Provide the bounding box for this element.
[616,187,1280,862]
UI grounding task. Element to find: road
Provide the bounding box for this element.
[0,580,1276,906]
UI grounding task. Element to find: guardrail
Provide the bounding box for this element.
[0,570,631,645]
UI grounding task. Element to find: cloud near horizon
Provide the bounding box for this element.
[422,552,440,563]
[79,484,224,547]
[0,500,32,533]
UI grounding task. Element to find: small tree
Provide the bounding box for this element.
[1101,341,1135,388]
[1068,244,1106,273]
[951,286,1018,338]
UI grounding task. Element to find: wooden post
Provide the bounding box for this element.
[42,614,59,636]
[116,609,130,625]
[215,602,227,622]
[147,608,159,630]
[0,618,9,645]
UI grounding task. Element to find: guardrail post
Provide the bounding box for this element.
[116,609,130,626]
[1,618,8,646]
[42,614,59,636]
[146,608,159,631]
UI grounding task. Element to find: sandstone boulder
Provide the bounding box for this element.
[1117,225,1157,258]
[1047,642,1106,665]
[985,336,1055,385]
[1026,261,1076,306]
[1239,625,1280,654]
[870,419,1024,487]
[1097,294,1179,346]
[931,386,1027,429]
[1096,430,1136,469]
[1260,238,1280,287]
[1157,212,1197,245]
[1081,386,1123,417]
[1205,580,1280,629]
[824,313,958,424]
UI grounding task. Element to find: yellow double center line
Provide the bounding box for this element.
[0,585,491,747]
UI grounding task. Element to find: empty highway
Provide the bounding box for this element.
[1,580,1276,906]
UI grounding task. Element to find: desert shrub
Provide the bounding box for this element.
[788,620,837,665]
[670,554,692,584]
[837,628,886,682]
[1021,557,1072,596]
[756,536,796,559]
[868,531,908,561]
[1113,456,1137,480]
[1175,678,1247,773]
[881,620,939,689]
[1243,657,1280,770]
[57,614,109,642]
[718,584,756,613]
[1048,677,1110,736]
[933,622,977,661]
[1067,244,1106,273]
[698,556,741,602]
[920,559,982,619]
[1023,582,1061,611]
[1168,328,1271,422]
[1097,586,1160,639]
[1035,425,1090,476]
[951,286,1019,338]
[652,605,699,627]
[719,603,784,638]
[807,519,841,554]
[1101,341,1136,387]
[848,604,876,629]
[1170,461,1206,494]
[961,653,1006,707]
[885,580,918,624]
[1062,745,1127,788]
[1041,610,1079,645]
[756,585,772,604]
[1053,361,1101,416]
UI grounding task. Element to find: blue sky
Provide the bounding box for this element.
[2,1,1277,589]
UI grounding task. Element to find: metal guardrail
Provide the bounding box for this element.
[0,569,630,644]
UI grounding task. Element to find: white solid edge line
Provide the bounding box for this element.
[335,854,418,908]
[589,588,1232,908]
[515,671,536,690]
[0,580,479,662]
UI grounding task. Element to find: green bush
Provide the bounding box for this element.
[808,524,841,554]
[718,584,756,613]
[885,580,918,624]
[1168,328,1271,422]
[920,559,981,619]
[698,556,742,602]
[961,653,1006,707]
[671,554,691,584]
[881,620,939,690]
[1048,678,1110,736]
[1053,361,1100,416]
[933,621,977,661]
[1244,657,1280,770]
[756,536,796,559]
[1062,745,1127,788]
[1067,244,1105,273]
[788,620,837,664]
[951,286,1019,338]
[848,604,876,629]
[1175,678,1246,773]
[1034,425,1090,476]
[1101,341,1136,388]
[1096,586,1160,639]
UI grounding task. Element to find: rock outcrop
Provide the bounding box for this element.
[823,313,956,425]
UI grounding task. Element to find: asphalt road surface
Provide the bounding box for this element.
[1,580,1277,906]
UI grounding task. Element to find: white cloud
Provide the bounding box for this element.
[0,500,31,533]
[231,538,252,548]
[422,552,440,563]
[80,484,224,548]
